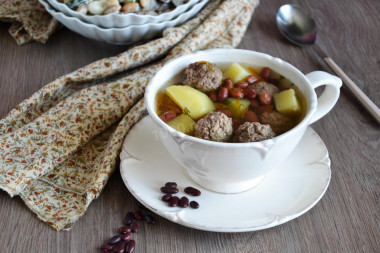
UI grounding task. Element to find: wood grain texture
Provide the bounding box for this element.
[0,0,379,252]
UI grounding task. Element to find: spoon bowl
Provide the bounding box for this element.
[276,4,317,46]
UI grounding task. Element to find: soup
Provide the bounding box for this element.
[156,61,306,143]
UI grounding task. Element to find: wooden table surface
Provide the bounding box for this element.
[0,0,379,252]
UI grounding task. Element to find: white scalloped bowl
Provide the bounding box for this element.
[39,0,208,44]
[47,0,202,28]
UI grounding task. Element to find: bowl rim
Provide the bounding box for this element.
[145,48,317,147]
[40,0,207,32]
[47,0,201,23]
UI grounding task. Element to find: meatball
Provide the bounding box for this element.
[259,111,295,135]
[195,111,233,142]
[183,62,223,92]
[233,122,275,143]
[249,81,279,95]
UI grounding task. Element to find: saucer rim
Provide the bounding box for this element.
[119,116,331,232]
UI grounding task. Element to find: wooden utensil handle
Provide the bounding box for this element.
[324,57,380,123]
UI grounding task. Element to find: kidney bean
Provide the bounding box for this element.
[119,226,131,234]
[217,87,229,102]
[246,75,258,84]
[169,196,180,207]
[160,186,179,194]
[190,201,200,209]
[232,118,242,130]
[179,196,189,208]
[229,88,244,99]
[250,99,259,108]
[244,111,258,122]
[256,105,274,114]
[258,91,272,105]
[108,235,122,245]
[184,187,201,196]
[162,193,172,202]
[165,182,177,188]
[130,222,139,233]
[124,212,134,225]
[126,240,136,253]
[209,90,217,103]
[134,210,143,220]
[114,240,127,253]
[244,88,257,99]
[101,244,113,250]
[144,214,156,224]
[235,81,248,89]
[218,108,232,118]
[260,67,271,81]
[159,111,176,123]
[223,78,233,89]
[121,232,132,241]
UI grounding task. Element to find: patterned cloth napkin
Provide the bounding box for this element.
[0,0,259,230]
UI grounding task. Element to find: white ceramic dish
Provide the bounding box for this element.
[145,49,341,193]
[120,116,331,232]
[47,0,202,28]
[39,0,208,44]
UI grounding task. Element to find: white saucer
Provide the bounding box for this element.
[120,116,331,232]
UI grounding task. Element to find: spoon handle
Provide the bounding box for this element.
[322,57,380,123]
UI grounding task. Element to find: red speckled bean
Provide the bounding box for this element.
[229,88,244,99]
[260,67,271,81]
[209,90,217,103]
[258,91,272,105]
[235,81,248,89]
[223,78,233,89]
[246,75,258,84]
[244,88,257,100]
[184,187,201,196]
[217,87,229,102]
[159,111,177,123]
[218,108,232,118]
[244,111,258,122]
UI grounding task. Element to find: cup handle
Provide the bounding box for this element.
[306,71,342,124]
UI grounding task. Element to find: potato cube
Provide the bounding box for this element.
[273,89,301,116]
[223,63,252,83]
[166,85,215,119]
[167,114,196,135]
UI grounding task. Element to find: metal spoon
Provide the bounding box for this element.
[276,4,380,123]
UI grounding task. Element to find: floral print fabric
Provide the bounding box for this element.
[0,0,259,230]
